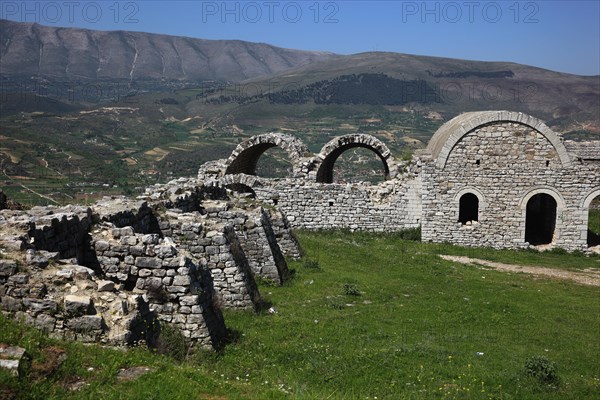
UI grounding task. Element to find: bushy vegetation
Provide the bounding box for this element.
[1,231,598,399]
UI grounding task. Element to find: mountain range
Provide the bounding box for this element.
[0,19,598,206]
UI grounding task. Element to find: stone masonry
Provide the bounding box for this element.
[202,111,599,252]
[0,182,301,349]
[1,110,598,351]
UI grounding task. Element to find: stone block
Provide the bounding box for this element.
[120,236,138,246]
[97,280,115,292]
[0,346,26,376]
[67,315,104,332]
[173,275,191,286]
[155,245,176,258]
[64,295,92,316]
[8,273,28,284]
[135,257,161,269]
[22,298,58,314]
[1,296,22,312]
[0,260,17,278]
[142,234,160,245]
[179,295,198,306]
[94,240,110,251]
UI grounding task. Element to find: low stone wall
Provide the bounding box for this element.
[92,225,226,346]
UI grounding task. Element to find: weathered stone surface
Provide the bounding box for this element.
[67,315,103,331]
[8,273,29,284]
[0,260,17,278]
[97,280,115,292]
[64,295,92,316]
[135,257,161,269]
[22,298,58,314]
[0,345,26,376]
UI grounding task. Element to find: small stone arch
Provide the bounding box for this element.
[219,173,264,189]
[428,111,572,170]
[224,133,309,177]
[311,134,397,183]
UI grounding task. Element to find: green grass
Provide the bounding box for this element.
[1,231,599,399]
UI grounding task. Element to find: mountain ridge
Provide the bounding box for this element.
[0,18,339,83]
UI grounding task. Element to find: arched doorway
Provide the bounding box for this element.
[588,196,600,247]
[525,193,557,245]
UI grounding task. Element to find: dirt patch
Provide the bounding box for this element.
[439,255,600,287]
[31,346,67,380]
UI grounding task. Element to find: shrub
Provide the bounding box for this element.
[523,355,560,387]
[154,323,188,362]
[302,258,321,270]
[394,226,421,241]
[343,283,361,296]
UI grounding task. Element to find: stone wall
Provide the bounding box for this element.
[207,112,598,251]
[420,117,600,251]
[0,181,295,349]
[92,225,225,346]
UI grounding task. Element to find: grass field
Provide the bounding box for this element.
[1,231,599,399]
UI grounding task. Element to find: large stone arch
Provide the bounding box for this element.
[311,134,397,183]
[518,186,566,210]
[427,111,572,169]
[224,133,309,177]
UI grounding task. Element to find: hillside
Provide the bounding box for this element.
[0,19,337,83]
[0,20,598,205]
[224,52,600,124]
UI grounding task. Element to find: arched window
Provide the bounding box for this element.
[525,193,557,245]
[458,193,479,224]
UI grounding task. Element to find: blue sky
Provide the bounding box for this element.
[2,1,599,75]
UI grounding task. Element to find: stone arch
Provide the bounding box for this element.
[519,186,565,246]
[427,111,572,169]
[453,187,487,224]
[581,188,600,209]
[219,173,264,189]
[311,134,396,183]
[581,188,600,247]
[224,133,309,177]
[519,186,566,210]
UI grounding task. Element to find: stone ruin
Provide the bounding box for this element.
[0,182,301,350]
[205,111,600,252]
[1,110,598,350]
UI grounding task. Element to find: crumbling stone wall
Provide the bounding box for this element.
[158,209,262,309]
[92,225,225,346]
[0,182,293,349]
